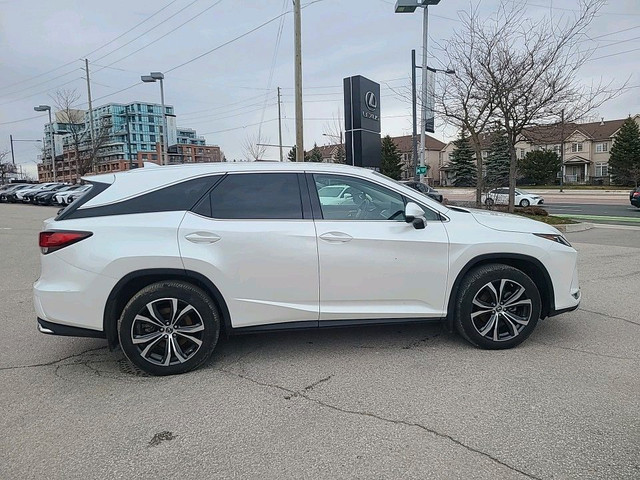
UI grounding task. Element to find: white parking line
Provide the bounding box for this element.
[592,223,640,231]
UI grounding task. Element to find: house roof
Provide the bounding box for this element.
[391,134,446,153]
[522,116,634,144]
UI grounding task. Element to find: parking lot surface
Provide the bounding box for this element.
[1,204,638,479]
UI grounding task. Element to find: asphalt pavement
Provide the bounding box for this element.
[0,204,638,479]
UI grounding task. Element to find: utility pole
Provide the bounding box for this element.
[411,49,418,181]
[419,5,429,183]
[560,108,565,193]
[277,87,283,162]
[84,59,95,154]
[293,0,304,162]
[9,135,15,165]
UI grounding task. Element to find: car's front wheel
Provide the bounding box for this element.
[118,281,220,375]
[485,197,494,206]
[520,199,530,207]
[454,264,541,349]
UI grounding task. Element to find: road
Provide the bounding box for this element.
[1,204,639,479]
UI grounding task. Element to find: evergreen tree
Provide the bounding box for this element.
[380,135,403,180]
[309,143,323,162]
[484,131,511,188]
[609,117,640,186]
[519,150,561,185]
[287,145,309,162]
[450,131,477,187]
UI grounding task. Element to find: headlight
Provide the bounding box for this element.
[533,233,572,247]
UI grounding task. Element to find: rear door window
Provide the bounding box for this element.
[207,173,304,219]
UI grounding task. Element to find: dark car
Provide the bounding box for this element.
[34,185,77,206]
[630,187,640,208]
[402,181,444,203]
[24,184,66,204]
[0,184,31,202]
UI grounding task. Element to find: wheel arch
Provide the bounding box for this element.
[446,253,554,331]
[103,268,231,350]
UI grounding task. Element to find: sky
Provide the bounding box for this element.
[0,0,639,178]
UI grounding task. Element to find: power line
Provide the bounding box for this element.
[93,0,201,63]
[0,0,181,93]
[0,114,46,126]
[96,0,225,70]
[588,46,640,61]
[0,76,82,107]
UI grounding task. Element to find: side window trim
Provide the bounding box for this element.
[305,172,324,220]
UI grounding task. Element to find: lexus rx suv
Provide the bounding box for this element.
[35,163,580,375]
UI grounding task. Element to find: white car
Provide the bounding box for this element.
[482,188,544,207]
[53,185,91,205]
[35,163,580,375]
[15,183,60,202]
[317,184,356,205]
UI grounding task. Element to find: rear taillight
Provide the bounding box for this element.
[39,231,92,254]
[633,192,640,198]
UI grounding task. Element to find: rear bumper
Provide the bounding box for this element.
[631,198,640,207]
[37,318,105,338]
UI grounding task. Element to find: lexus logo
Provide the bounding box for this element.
[364,91,377,111]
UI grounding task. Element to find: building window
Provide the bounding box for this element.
[519,148,525,159]
[150,135,156,143]
[595,162,609,177]
[149,125,155,132]
[147,105,154,113]
[152,154,158,161]
[148,116,154,123]
[571,142,583,153]
[596,142,608,153]
[482,151,488,159]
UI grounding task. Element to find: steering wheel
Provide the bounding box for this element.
[355,197,378,219]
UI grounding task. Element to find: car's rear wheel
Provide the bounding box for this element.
[454,264,541,349]
[520,199,530,207]
[118,281,220,376]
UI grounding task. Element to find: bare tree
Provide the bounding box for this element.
[443,0,624,211]
[0,150,16,184]
[435,4,495,206]
[322,114,346,164]
[77,117,111,178]
[242,132,268,161]
[52,89,87,179]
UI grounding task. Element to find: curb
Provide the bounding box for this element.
[554,222,594,233]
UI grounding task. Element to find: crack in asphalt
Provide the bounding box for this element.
[530,340,637,361]
[578,307,639,327]
[0,346,109,372]
[219,368,540,480]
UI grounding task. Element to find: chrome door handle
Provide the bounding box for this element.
[185,232,221,244]
[319,231,353,243]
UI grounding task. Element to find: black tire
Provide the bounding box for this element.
[485,197,494,206]
[454,264,541,349]
[520,199,530,207]
[118,280,220,376]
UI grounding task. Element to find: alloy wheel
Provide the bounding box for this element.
[131,298,205,366]
[470,279,532,341]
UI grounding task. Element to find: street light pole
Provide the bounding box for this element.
[411,49,419,181]
[560,108,565,193]
[293,0,304,162]
[420,5,429,184]
[141,72,169,165]
[34,105,55,182]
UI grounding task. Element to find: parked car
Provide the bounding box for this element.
[630,187,640,208]
[53,185,91,206]
[4,184,52,203]
[0,184,31,202]
[482,188,544,207]
[24,184,67,204]
[35,163,580,376]
[11,183,60,203]
[34,185,78,206]
[401,181,444,203]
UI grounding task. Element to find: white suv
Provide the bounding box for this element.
[34,163,580,375]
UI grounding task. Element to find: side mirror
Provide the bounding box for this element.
[405,202,426,229]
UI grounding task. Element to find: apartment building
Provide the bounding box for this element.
[37,101,221,182]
